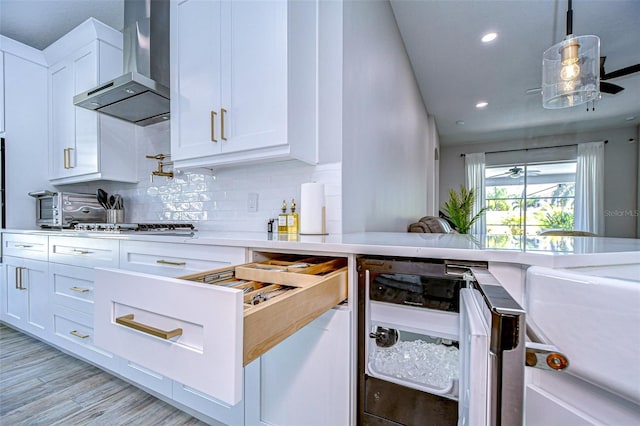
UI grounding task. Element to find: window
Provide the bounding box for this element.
[485,161,576,236]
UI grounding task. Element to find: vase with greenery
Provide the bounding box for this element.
[441,185,487,234]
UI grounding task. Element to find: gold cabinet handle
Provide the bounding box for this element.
[72,249,91,255]
[156,259,187,266]
[70,286,90,293]
[210,110,217,142]
[221,108,227,141]
[116,314,183,340]
[15,267,21,289]
[67,147,74,168]
[70,330,90,339]
[15,267,26,290]
[63,148,68,169]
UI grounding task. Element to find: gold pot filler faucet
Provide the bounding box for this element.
[146,154,174,182]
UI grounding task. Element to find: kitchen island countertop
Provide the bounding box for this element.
[3,229,640,269]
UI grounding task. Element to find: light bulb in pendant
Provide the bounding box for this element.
[560,62,580,80]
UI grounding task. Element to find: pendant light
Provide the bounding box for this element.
[542,0,600,109]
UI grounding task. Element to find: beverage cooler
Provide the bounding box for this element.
[357,257,525,425]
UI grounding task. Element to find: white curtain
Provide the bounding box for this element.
[574,141,605,235]
[465,152,486,235]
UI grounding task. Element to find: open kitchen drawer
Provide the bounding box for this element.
[94,255,347,405]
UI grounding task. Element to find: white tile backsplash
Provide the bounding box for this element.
[63,121,342,233]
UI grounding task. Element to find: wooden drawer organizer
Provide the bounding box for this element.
[180,256,348,365]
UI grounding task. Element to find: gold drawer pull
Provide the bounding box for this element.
[72,249,91,255]
[156,259,187,266]
[116,314,183,340]
[70,286,90,293]
[70,330,90,339]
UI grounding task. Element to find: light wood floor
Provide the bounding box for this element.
[0,322,208,425]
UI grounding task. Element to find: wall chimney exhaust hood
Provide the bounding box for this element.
[73,0,170,126]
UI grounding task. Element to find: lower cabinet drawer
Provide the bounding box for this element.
[50,263,95,314]
[119,241,246,277]
[173,380,245,426]
[118,358,173,398]
[94,255,348,405]
[52,306,117,371]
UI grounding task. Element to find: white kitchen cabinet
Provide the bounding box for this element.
[172,381,244,426]
[51,303,118,371]
[119,240,246,277]
[244,307,352,426]
[47,236,119,370]
[170,0,318,169]
[1,234,50,338]
[2,258,49,338]
[94,255,348,407]
[49,235,119,269]
[46,19,137,184]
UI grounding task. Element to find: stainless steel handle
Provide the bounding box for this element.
[63,148,69,169]
[15,244,33,248]
[156,259,187,266]
[69,286,90,294]
[116,314,183,340]
[211,110,217,142]
[221,108,227,141]
[72,249,91,255]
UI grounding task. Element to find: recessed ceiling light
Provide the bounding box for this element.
[481,32,497,43]
[476,101,488,109]
[625,116,636,121]
[456,120,465,125]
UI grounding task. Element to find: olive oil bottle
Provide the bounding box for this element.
[288,198,299,234]
[278,200,288,233]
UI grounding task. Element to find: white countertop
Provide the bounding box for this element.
[4,229,640,268]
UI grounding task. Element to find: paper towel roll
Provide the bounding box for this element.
[300,183,326,234]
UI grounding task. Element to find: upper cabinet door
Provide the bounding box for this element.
[170,0,318,169]
[219,0,287,154]
[49,58,76,179]
[171,0,224,160]
[46,19,136,185]
[71,43,100,177]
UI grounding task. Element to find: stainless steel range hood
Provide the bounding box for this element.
[73,0,170,126]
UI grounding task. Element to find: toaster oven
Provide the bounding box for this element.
[28,191,106,228]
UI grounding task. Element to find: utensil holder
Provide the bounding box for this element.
[107,209,125,224]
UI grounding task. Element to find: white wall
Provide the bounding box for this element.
[2,40,50,229]
[439,126,639,238]
[341,0,431,232]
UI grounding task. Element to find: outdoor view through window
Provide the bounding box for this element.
[485,162,577,236]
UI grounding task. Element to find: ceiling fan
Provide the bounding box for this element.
[599,56,640,95]
[489,166,541,179]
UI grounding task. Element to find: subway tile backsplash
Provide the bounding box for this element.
[63,122,342,233]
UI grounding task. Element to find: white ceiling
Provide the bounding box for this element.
[390,0,640,145]
[1,0,639,146]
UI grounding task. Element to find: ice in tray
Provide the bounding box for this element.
[369,338,459,393]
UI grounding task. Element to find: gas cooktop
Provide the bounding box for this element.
[73,223,196,235]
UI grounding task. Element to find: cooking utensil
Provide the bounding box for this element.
[97,189,109,210]
[109,195,116,209]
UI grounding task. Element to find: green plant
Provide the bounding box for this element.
[441,185,487,234]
